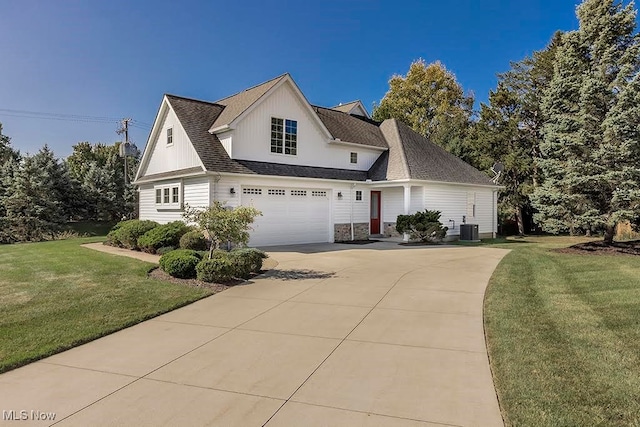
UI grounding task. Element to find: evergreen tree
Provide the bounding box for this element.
[532,0,640,242]
[372,59,475,157]
[3,150,66,241]
[67,141,140,221]
[471,33,562,235]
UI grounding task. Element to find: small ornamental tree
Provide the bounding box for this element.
[396,210,448,243]
[183,201,262,258]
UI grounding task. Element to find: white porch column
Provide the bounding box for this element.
[403,184,411,242]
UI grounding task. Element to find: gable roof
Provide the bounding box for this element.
[313,106,387,149]
[166,94,253,174]
[331,100,370,118]
[209,74,287,131]
[371,119,494,185]
[139,75,495,187]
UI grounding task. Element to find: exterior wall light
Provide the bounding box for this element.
[230,188,236,195]
[337,191,343,199]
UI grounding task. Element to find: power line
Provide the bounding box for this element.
[0,108,122,122]
[0,112,120,124]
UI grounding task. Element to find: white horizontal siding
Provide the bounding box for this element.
[410,186,424,213]
[381,187,404,223]
[425,184,495,236]
[138,177,210,224]
[332,185,369,224]
[183,177,210,209]
[230,82,382,171]
[142,104,202,176]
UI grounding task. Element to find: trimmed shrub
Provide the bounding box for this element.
[138,221,191,253]
[156,246,176,255]
[179,230,208,251]
[106,219,159,249]
[159,249,201,279]
[396,210,448,243]
[232,248,268,274]
[196,256,235,283]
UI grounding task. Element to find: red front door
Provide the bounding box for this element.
[370,191,381,234]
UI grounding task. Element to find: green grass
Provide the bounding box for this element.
[483,236,640,426]
[0,237,212,373]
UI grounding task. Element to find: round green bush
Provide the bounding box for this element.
[106,219,159,249]
[232,248,268,273]
[196,256,235,283]
[156,246,176,255]
[138,221,191,253]
[159,249,201,279]
[179,230,208,251]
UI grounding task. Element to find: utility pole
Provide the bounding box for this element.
[117,118,131,184]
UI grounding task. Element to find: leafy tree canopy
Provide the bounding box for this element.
[373,59,474,157]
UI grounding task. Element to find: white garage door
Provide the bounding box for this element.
[241,186,331,247]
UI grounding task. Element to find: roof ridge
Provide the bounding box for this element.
[165,93,222,106]
[331,100,361,108]
[214,73,289,104]
[388,119,411,179]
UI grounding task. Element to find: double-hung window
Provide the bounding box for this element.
[166,127,173,145]
[271,117,297,155]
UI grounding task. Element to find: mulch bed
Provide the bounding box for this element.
[398,241,443,246]
[553,240,640,257]
[148,268,234,292]
[336,239,380,245]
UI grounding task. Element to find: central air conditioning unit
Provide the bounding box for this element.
[460,224,479,242]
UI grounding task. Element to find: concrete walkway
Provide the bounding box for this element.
[0,244,509,427]
[81,242,161,263]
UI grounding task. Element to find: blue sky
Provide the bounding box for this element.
[0,0,590,156]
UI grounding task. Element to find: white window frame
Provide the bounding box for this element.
[350,152,358,164]
[355,190,363,201]
[166,127,173,145]
[155,183,181,209]
[270,117,297,156]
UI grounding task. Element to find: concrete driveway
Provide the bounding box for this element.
[0,243,508,426]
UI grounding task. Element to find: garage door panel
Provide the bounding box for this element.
[241,187,330,246]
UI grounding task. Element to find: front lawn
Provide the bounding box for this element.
[0,237,213,373]
[484,236,640,426]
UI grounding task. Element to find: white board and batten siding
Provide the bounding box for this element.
[141,103,202,177]
[424,183,495,236]
[230,82,381,171]
[139,177,210,224]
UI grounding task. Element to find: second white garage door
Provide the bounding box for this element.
[241,186,331,247]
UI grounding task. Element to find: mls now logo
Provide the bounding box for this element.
[3,410,56,421]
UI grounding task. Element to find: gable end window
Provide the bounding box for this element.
[271,117,297,155]
[350,152,358,164]
[155,184,181,209]
[167,128,173,145]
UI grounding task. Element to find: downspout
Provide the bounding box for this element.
[350,183,356,241]
[492,190,497,238]
[212,173,221,205]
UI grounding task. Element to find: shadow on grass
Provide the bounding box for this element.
[263,269,336,281]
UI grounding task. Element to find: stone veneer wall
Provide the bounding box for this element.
[383,222,401,237]
[334,223,369,241]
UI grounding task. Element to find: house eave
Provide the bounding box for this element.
[328,139,388,151]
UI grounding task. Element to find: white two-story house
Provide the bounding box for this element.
[134,74,499,246]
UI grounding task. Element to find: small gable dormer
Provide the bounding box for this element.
[331,100,371,119]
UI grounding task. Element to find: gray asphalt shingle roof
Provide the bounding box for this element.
[152,77,494,187]
[209,74,287,130]
[372,119,494,185]
[313,106,388,149]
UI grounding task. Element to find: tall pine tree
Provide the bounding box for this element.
[532,0,640,242]
[471,33,562,235]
